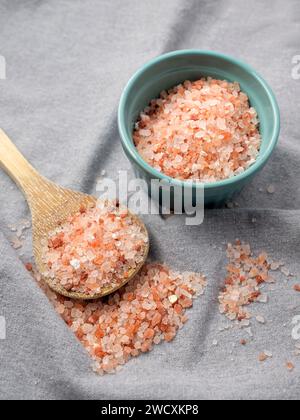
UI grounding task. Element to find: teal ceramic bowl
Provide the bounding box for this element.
[118,50,280,206]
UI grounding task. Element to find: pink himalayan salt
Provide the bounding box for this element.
[29,262,206,375]
[286,362,295,372]
[259,352,269,362]
[133,78,261,183]
[219,241,273,321]
[41,201,148,296]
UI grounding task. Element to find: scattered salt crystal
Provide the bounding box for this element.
[10,237,23,250]
[259,352,268,362]
[267,185,276,194]
[259,351,273,362]
[29,262,206,375]
[281,267,290,277]
[286,362,295,372]
[239,319,250,328]
[257,294,268,304]
[219,241,272,322]
[245,328,253,337]
[256,315,266,324]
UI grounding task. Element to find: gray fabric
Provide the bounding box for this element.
[0,0,299,400]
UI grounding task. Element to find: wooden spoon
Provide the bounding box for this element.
[0,129,149,300]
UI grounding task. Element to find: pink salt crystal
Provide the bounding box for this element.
[270,261,281,271]
[286,362,295,372]
[30,262,206,375]
[133,78,261,183]
[57,304,65,315]
[259,352,269,362]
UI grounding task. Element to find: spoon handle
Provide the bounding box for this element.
[0,128,45,199]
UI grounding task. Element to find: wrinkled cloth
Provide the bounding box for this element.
[0,0,299,400]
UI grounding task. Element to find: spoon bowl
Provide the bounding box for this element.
[0,129,149,300]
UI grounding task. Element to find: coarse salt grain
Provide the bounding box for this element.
[259,353,267,362]
[168,295,178,304]
[10,236,23,250]
[41,202,148,296]
[281,267,290,277]
[133,78,261,183]
[256,315,266,324]
[245,327,253,337]
[286,362,295,372]
[30,262,206,375]
[267,185,276,194]
[270,261,281,271]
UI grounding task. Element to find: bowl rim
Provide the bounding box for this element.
[118,49,281,189]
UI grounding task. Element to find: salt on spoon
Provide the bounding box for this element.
[0,129,149,300]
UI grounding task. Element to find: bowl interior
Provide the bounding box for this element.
[120,51,279,167]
